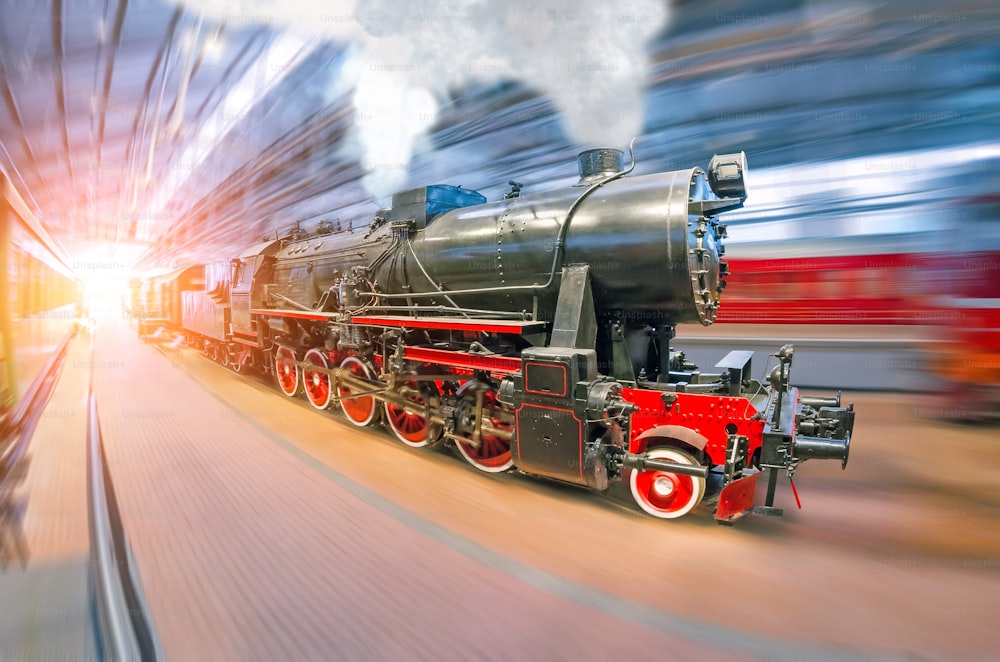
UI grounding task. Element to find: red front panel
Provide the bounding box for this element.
[622,388,765,465]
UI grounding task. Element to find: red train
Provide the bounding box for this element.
[133,148,854,522]
[717,244,1000,419]
[717,253,936,325]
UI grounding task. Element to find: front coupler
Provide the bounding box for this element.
[754,387,855,518]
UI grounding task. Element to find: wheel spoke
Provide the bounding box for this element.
[454,384,513,473]
[384,378,438,448]
[339,356,378,426]
[303,349,332,410]
[274,347,300,397]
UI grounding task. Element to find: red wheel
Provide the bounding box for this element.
[629,447,705,519]
[230,347,244,373]
[338,356,378,426]
[302,348,333,410]
[384,379,440,447]
[274,346,300,397]
[453,383,513,473]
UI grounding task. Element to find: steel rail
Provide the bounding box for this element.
[86,338,163,662]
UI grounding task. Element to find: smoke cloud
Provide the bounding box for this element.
[177,0,669,198]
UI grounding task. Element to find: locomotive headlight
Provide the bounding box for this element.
[708,152,748,200]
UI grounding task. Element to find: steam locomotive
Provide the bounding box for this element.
[135,147,854,522]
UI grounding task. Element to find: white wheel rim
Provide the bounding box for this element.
[629,448,705,519]
[303,349,332,410]
[274,347,299,397]
[384,380,437,448]
[338,356,378,426]
[453,382,514,473]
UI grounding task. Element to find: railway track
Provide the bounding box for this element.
[86,339,162,661]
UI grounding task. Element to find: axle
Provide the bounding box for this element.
[618,453,709,479]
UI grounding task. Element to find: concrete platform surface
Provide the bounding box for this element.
[0,333,99,661]
[82,314,1000,661]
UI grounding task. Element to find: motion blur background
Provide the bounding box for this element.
[1,0,998,408]
[2,1,1000,660]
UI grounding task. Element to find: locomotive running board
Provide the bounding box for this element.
[251,308,335,321]
[352,315,547,335]
[403,346,522,374]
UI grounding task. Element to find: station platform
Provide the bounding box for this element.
[89,316,746,660]
[4,313,995,660]
[0,331,99,660]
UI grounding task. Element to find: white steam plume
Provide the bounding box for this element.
[178,0,669,198]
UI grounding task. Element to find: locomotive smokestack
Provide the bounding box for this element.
[577,148,624,184]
